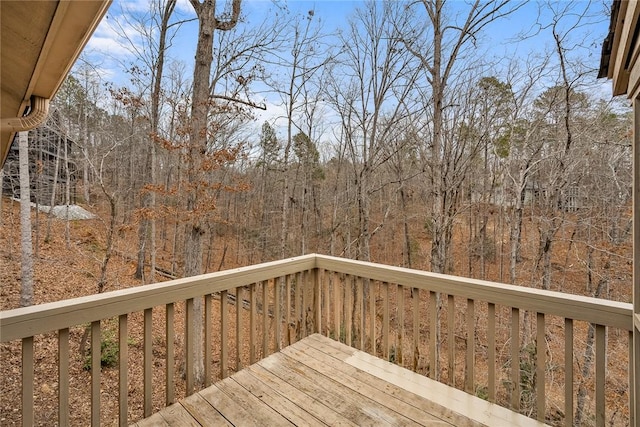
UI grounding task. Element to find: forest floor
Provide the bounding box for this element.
[0,196,169,426]
[0,195,633,426]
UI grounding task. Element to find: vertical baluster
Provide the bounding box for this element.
[144,308,152,416]
[295,272,302,342]
[221,289,228,379]
[91,320,101,425]
[627,331,640,426]
[429,290,437,379]
[286,275,292,346]
[22,336,34,427]
[118,314,129,427]
[343,274,353,346]
[392,284,399,361]
[59,329,70,426]
[412,288,419,372]
[398,285,404,366]
[314,269,322,335]
[301,270,308,338]
[186,298,194,395]
[275,277,282,350]
[250,283,257,364]
[334,273,341,342]
[118,316,128,425]
[536,312,545,422]
[263,280,269,357]
[166,303,175,406]
[595,324,606,427]
[323,269,330,337]
[358,276,364,350]
[511,308,520,410]
[488,303,496,402]
[204,294,212,386]
[369,280,375,354]
[564,318,573,427]
[448,294,455,386]
[629,330,635,427]
[383,282,390,360]
[236,287,243,370]
[466,299,475,394]
[345,275,352,346]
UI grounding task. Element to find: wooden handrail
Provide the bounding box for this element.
[2,253,629,343]
[0,254,316,342]
[314,254,632,331]
[0,253,634,427]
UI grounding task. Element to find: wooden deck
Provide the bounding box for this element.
[133,334,549,427]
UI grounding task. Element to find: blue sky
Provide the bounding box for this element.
[81,0,612,139]
[85,0,610,83]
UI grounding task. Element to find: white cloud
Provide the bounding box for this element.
[175,0,193,14]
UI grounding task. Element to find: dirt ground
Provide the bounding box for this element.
[0,196,633,426]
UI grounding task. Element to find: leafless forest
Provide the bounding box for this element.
[0,0,633,425]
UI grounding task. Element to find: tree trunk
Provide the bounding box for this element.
[34,130,41,258]
[0,166,4,226]
[98,195,117,293]
[64,135,71,249]
[141,0,175,283]
[150,142,157,283]
[575,275,608,425]
[400,185,412,268]
[83,143,90,203]
[356,172,371,262]
[19,131,34,307]
[45,132,62,243]
[135,203,148,282]
[186,0,241,388]
[510,171,527,284]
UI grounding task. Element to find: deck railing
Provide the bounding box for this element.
[0,254,633,426]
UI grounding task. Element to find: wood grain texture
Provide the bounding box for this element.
[138,334,550,427]
[315,255,631,330]
[1,254,631,344]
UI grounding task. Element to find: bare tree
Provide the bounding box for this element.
[185,0,241,388]
[261,8,331,259]
[402,0,522,273]
[44,122,62,244]
[528,0,603,291]
[328,0,418,261]
[18,131,34,307]
[110,0,183,283]
[400,0,522,379]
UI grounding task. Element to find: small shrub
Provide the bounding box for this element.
[83,332,119,371]
[469,235,496,261]
[389,345,397,364]
[476,385,489,401]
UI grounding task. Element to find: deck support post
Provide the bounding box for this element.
[632,98,640,427]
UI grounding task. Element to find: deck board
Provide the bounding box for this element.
[231,368,327,426]
[134,334,550,427]
[282,337,452,425]
[180,393,233,427]
[246,363,358,427]
[259,350,396,426]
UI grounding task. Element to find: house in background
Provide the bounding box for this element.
[0,1,638,426]
[0,0,110,166]
[2,118,78,206]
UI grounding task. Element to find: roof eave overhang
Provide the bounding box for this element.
[0,0,111,166]
[600,1,640,98]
